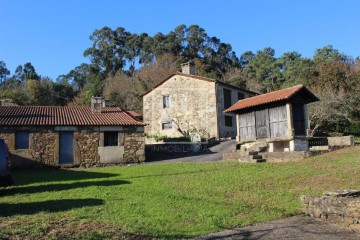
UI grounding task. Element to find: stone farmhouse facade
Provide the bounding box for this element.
[224,85,319,153]
[0,97,145,169]
[142,63,257,140]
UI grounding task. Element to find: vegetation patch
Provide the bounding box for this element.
[1,147,359,239]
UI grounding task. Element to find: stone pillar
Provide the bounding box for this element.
[286,103,294,137]
[269,142,274,152]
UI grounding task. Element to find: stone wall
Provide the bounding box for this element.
[74,130,100,167]
[301,190,360,232]
[0,126,145,169]
[328,136,355,147]
[123,132,145,163]
[30,132,58,165]
[223,151,310,162]
[143,75,218,138]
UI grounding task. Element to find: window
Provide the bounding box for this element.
[223,89,232,109]
[238,92,245,100]
[15,131,29,149]
[163,95,170,108]
[162,122,172,130]
[225,116,233,127]
[104,131,118,146]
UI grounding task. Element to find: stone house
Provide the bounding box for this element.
[224,85,319,153]
[0,97,145,169]
[142,63,256,140]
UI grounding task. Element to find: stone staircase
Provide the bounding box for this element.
[242,151,266,163]
[223,150,266,163]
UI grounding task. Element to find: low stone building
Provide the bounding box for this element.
[142,62,256,140]
[224,85,319,162]
[0,97,145,169]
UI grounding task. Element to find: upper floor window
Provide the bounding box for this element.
[238,92,245,100]
[163,95,170,108]
[225,116,233,127]
[223,88,232,109]
[15,131,29,149]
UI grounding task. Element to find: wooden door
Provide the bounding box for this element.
[292,104,306,136]
[269,105,288,138]
[59,132,74,164]
[239,112,256,141]
[256,109,268,139]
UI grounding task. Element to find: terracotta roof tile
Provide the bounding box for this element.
[224,85,319,113]
[0,106,145,126]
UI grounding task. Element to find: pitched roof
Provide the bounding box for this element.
[141,72,257,96]
[224,85,319,113]
[0,106,145,126]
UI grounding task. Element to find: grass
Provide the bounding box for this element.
[1,146,360,239]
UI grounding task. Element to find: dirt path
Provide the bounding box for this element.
[195,215,360,240]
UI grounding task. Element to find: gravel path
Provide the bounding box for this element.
[195,215,360,240]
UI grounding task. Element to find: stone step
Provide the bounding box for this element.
[256,159,266,163]
[251,155,263,159]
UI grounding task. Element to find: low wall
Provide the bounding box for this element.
[328,136,355,147]
[301,190,360,232]
[223,151,310,162]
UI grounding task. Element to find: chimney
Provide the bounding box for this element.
[91,96,102,113]
[102,99,110,107]
[181,61,195,75]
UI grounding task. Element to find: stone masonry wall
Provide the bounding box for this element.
[0,127,59,168]
[143,75,218,138]
[123,132,145,163]
[74,130,100,167]
[30,132,58,165]
[301,190,360,232]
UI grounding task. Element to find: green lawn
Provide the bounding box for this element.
[1,147,360,239]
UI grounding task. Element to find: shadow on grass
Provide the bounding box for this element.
[11,169,121,186]
[0,179,130,196]
[0,198,104,217]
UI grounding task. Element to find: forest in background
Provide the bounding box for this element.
[0,24,359,135]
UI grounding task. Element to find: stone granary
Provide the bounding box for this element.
[142,62,257,140]
[224,85,319,159]
[0,97,145,169]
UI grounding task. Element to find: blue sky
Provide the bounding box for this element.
[1,0,360,80]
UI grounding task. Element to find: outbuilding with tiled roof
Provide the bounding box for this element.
[0,97,146,169]
[224,85,319,153]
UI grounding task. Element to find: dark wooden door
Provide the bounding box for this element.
[292,104,306,136]
[256,109,268,139]
[59,132,74,164]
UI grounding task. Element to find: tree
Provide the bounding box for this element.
[243,47,280,91]
[84,27,129,76]
[0,61,10,84]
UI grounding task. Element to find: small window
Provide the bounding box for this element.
[223,89,232,109]
[238,92,245,100]
[15,131,29,149]
[225,116,233,127]
[162,122,172,130]
[163,95,170,108]
[104,131,118,146]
